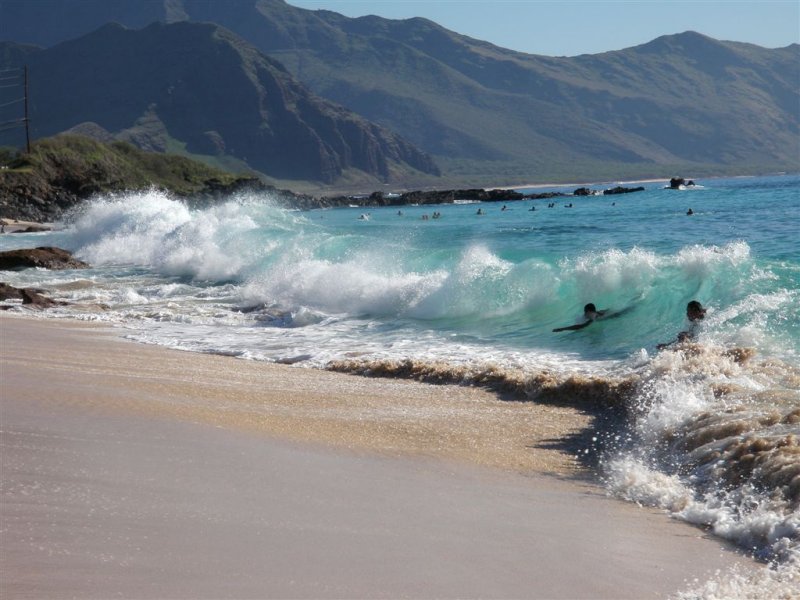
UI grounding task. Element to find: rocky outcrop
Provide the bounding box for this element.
[20,287,69,308]
[668,177,696,189]
[0,171,82,222]
[0,247,89,270]
[0,282,69,309]
[319,185,648,207]
[186,177,318,210]
[0,282,24,300]
[602,185,645,195]
[574,185,644,196]
[322,187,546,207]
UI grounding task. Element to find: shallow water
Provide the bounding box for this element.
[2,174,798,571]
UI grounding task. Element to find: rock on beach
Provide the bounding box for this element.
[0,247,89,271]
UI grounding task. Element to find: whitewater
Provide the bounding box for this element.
[2,174,798,592]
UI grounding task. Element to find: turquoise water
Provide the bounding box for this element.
[2,174,799,572]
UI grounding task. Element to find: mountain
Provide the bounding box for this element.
[0,20,439,186]
[1,0,798,185]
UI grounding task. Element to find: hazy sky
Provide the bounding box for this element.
[286,0,799,57]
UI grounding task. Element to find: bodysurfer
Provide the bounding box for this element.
[553,303,605,332]
[657,300,706,349]
[553,302,634,332]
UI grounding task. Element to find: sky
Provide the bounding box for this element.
[286,0,799,57]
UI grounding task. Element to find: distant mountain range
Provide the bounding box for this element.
[1,0,798,188]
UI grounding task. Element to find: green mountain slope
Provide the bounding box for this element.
[0,21,439,187]
[0,134,260,221]
[1,0,797,185]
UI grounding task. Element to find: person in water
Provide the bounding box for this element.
[552,303,606,332]
[657,300,707,348]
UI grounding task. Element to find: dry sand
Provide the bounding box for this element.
[0,315,758,598]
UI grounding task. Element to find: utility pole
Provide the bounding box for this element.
[23,65,30,154]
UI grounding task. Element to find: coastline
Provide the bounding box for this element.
[0,314,761,598]
[490,177,670,192]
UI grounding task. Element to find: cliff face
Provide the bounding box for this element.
[0,21,439,184]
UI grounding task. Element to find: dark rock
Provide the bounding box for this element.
[668,177,696,189]
[13,225,53,233]
[0,247,90,270]
[0,281,68,308]
[603,186,645,195]
[573,187,594,196]
[20,288,64,308]
[23,288,72,308]
[525,191,565,200]
[0,282,23,300]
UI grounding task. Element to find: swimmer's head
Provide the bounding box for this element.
[686,300,706,321]
[583,303,601,320]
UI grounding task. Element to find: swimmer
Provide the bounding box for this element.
[552,303,606,332]
[687,208,694,215]
[476,208,484,215]
[553,302,633,332]
[657,300,707,349]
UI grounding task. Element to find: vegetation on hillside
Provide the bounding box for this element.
[1,135,243,195]
[0,135,275,221]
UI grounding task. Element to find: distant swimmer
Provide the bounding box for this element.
[529,205,536,211]
[358,213,370,220]
[397,210,403,216]
[501,205,507,211]
[657,300,707,349]
[477,208,484,215]
[687,208,694,215]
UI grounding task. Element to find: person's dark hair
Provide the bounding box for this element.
[687,300,704,312]
[584,303,596,312]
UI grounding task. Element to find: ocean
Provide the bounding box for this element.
[2,174,798,583]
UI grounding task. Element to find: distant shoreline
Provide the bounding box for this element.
[490,177,671,191]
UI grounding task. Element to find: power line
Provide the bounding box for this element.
[0,98,25,109]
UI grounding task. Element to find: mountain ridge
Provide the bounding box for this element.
[0,19,440,186]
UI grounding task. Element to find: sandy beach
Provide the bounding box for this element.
[1,315,759,598]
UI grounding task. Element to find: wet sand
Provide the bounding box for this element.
[1,315,758,598]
